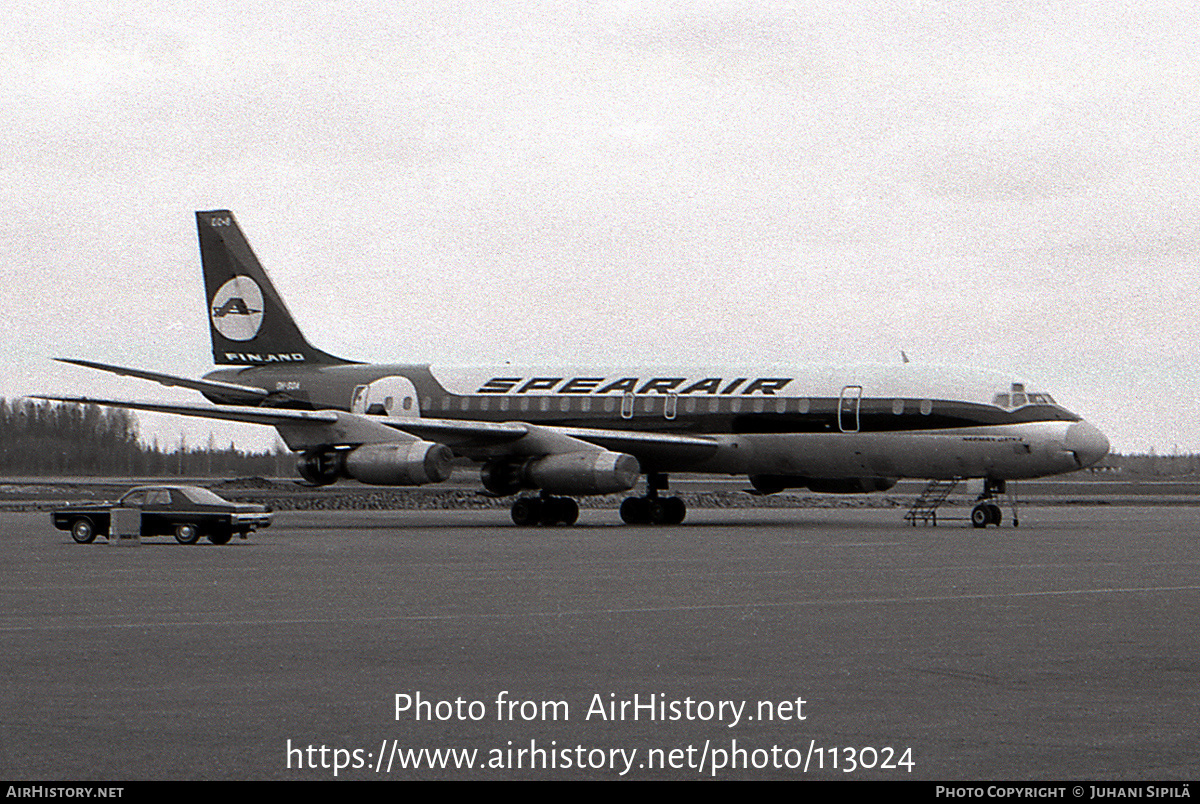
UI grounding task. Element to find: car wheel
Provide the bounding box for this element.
[70,518,96,544]
[175,523,200,545]
[207,528,232,545]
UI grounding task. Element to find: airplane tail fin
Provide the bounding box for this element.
[196,210,354,366]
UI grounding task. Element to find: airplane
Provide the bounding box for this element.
[41,209,1111,528]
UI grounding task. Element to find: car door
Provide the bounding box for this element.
[141,489,173,536]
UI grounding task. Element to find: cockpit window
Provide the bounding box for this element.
[992,386,1056,409]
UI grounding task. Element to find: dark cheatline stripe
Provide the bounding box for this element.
[422,397,1079,435]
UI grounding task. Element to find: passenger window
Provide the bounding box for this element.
[1012,393,1027,407]
[992,394,1010,408]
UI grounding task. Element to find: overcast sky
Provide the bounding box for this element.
[2,1,1197,454]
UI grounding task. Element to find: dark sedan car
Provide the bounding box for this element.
[53,485,272,545]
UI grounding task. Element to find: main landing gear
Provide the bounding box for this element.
[510,492,579,527]
[507,474,689,527]
[619,473,687,526]
[971,479,1019,529]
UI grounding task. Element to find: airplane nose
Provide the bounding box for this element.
[1065,420,1110,469]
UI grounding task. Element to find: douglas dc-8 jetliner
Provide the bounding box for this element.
[44,210,1110,528]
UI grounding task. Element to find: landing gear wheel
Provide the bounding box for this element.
[987,503,1003,526]
[70,518,96,544]
[175,523,200,545]
[512,496,579,526]
[208,528,233,545]
[511,497,540,527]
[540,497,579,526]
[662,496,687,525]
[970,504,990,529]
[620,497,649,525]
[554,498,579,526]
[620,495,686,525]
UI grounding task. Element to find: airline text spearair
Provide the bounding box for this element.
[476,377,794,395]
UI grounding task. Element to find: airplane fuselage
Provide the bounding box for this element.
[204,361,1107,484]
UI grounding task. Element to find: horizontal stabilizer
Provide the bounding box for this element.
[30,396,416,452]
[55,358,269,402]
[31,395,336,426]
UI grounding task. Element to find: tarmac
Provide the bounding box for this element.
[2,505,1198,780]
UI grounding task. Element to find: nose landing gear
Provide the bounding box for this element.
[971,479,1019,529]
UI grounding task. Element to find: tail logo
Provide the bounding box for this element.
[210,276,264,341]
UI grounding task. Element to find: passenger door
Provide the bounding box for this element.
[839,385,862,433]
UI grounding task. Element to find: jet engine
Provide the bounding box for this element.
[482,451,640,496]
[749,475,897,495]
[343,441,454,485]
[296,450,344,486]
[480,460,524,496]
[298,441,453,486]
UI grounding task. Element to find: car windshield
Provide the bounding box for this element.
[177,487,231,505]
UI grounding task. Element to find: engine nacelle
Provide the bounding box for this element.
[749,475,897,495]
[482,451,640,496]
[526,451,640,495]
[343,441,454,486]
[480,460,525,496]
[297,450,344,486]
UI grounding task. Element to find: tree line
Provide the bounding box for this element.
[0,399,290,477]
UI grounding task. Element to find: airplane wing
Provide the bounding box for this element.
[54,359,270,403]
[31,396,719,464]
[379,416,720,465]
[545,424,719,465]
